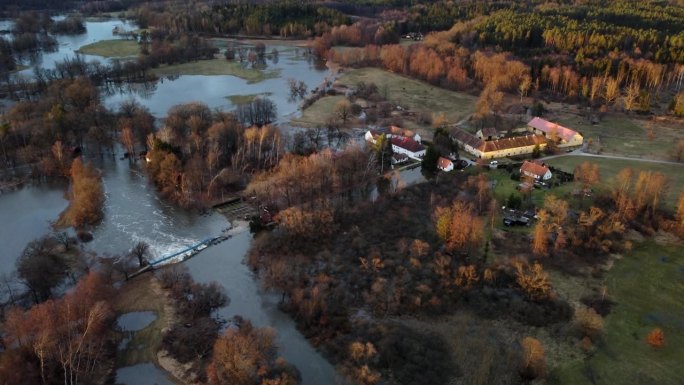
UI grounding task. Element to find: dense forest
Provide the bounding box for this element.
[318,0,684,119]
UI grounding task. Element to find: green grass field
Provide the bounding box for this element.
[545,155,684,208]
[77,39,139,57]
[226,92,273,105]
[551,241,684,385]
[290,95,346,127]
[336,67,476,124]
[554,113,684,160]
[151,59,279,83]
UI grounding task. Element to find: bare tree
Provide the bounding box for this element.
[130,241,151,268]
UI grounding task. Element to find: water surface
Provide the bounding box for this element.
[117,311,157,332]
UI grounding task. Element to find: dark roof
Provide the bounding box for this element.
[391,137,425,153]
[480,127,498,137]
[451,127,483,149]
[452,127,546,153]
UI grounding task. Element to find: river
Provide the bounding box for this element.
[1,15,341,385]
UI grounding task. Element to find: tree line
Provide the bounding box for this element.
[130,1,350,38]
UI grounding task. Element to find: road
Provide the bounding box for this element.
[541,149,684,166]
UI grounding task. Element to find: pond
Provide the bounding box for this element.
[117,311,157,332]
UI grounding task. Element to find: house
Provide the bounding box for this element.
[391,153,409,165]
[451,127,547,159]
[391,136,426,159]
[364,126,421,145]
[437,157,454,172]
[389,125,422,143]
[527,117,583,147]
[520,160,552,180]
[476,127,500,141]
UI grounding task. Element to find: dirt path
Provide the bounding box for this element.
[541,150,684,166]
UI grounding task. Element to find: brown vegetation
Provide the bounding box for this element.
[1,272,116,385]
[57,158,105,229]
[519,337,545,380]
[206,319,300,385]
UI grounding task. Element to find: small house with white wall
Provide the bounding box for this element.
[437,157,454,172]
[520,160,552,180]
[391,137,426,159]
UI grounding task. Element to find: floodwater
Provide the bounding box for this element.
[115,363,175,385]
[0,183,67,274]
[0,16,363,385]
[11,18,136,77]
[184,230,339,385]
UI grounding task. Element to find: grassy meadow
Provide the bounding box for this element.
[545,155,684,208]
[551,242,684,385]
[77,39,140,57]
[151,59,279,83]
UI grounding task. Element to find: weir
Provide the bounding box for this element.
[129,233,233,278]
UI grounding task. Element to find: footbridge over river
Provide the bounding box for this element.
[129,232,233,278]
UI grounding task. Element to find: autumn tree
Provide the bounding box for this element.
[3,272,116,385]
[58,157,105,229]
[646,328,665,348]
[514,260,551,301]
[520,337,545,380]
[574,161,600,193]
[676,190,684,236]
[435,200,484,255]
[519,75,532,101]
[207,318,300,385]
[346,341,381,385]
[575,307,603,341]
[671,140,684,162]
[531,221,549,257]
[335,99,353,124]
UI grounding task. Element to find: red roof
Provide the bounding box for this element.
[520,160,550,178]
[391,136,425,153]
[437,157,452,169]
[528,117,578,142]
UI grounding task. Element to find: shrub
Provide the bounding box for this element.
[646,328,665,348]
[574,307,603,340]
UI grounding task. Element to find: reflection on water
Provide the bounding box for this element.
[117,311,157,332]
[185,231,338,385]
[0,183,67,275]
[13,18,136,77]
[102,47,329,121]
[115,363,175,385]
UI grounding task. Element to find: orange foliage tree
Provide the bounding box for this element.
[514,261,552,301]
[520,337,545,379]
[58,157,105,229]
[206,319,300,385]
[435,200,484,255]
[646,328,665,348]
